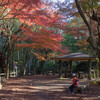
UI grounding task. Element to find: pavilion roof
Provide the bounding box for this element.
[51,52,96,61]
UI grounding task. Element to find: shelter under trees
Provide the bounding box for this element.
[51,52,96,79]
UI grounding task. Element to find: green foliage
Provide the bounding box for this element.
[62,33,80,53]
[90,80,100,86]
[9,20,20,35]
[91,80,98,85]
[41,59,59,73]
[80,0,100,11]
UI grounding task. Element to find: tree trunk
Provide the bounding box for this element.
[23,59,29,75]
[33,59,38,75]
[23,56,31,75]
[23,49,31,75]
[0,52,6,73]
[40,61,45,74]
[6,51,12,79]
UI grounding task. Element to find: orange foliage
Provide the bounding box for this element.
[77,39,89,50]
[2,0,66,28]
[32,52,46,61]
[0,0,68,60]
[15,27,64,52]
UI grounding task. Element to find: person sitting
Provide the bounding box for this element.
[69,73,79,94]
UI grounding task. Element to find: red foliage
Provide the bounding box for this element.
[2,0,66,28]
[15,27,64,52]
[1,0,68,59]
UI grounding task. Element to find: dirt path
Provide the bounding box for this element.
[0,75,100,100]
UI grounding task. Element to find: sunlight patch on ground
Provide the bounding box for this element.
[33,86,65,91]
[1,75,98,100]
[82,97,97,100]
[61,96,97,100]
[11,87,38,92]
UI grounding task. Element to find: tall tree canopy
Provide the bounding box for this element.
[0,0,68,78]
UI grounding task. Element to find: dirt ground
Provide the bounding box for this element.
[0,75,100,100]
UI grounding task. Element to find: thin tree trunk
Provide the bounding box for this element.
[0,52,5,73]
[23,59,29,75]
[23,49,31,75]
[6,51,12,79]
[33,59,38,75]
[40,61,45,74]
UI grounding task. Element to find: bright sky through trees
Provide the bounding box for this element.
[52,0,65,3]
[51,0,73,3]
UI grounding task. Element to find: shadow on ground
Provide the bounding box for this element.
[0,75,99,100]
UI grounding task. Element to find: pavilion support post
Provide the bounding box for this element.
[65,62,68,78]
[69,60,72,77]
[96,61,99,79]
[88,60,91,80]
[58,60,62,78]
[93,70,96,79]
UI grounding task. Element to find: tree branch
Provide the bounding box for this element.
[75,0,90,30]
[75,0,98,50]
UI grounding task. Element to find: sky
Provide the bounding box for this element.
[53,0,65,3]
[51,0,73,3]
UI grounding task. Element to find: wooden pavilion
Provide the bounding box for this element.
[51,52,96,79]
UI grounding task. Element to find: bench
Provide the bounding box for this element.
[10,71,18,77]
[46,71,55,76]
[78,72,88,79]
[73,85,87,93]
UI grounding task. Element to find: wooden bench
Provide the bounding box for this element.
[10,71,18,77]
[73,85,87,93]
[46,71,55,75]
[78,72,88,79]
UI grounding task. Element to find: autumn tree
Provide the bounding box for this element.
[16,25,69,75]
[74,0,100,76]
[0,0,67,78]
[50,0,100,73]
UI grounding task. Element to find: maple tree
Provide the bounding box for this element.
[68,17,94,54]
[16,26,69,75]
[77,38,94,53]
[0,0,68,78]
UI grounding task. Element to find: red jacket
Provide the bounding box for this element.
[73,77,79,87]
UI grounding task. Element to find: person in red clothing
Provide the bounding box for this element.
[69,73,79,94]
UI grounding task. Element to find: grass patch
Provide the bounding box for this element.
[90,80,100,86]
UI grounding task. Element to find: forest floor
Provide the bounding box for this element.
[0,75,100,100]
